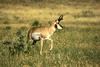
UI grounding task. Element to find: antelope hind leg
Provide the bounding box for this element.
[40,39,44,55]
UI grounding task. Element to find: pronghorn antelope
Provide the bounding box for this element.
[27,15,63,55]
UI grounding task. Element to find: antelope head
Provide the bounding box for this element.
[54,15,63,30]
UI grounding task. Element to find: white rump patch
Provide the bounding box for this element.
[32,32,41,40]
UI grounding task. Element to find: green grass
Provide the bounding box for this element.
[0,25,100,67]
[0,1,100,67]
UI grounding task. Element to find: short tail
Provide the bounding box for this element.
[27,29,32,43]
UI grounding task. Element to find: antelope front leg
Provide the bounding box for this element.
[40,39,43,55]
[49,39,53,51]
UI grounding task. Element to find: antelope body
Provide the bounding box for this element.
[27,15,63,55]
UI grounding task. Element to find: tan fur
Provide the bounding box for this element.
[27,15,63,55]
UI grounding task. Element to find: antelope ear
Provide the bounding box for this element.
[58,15,63,22]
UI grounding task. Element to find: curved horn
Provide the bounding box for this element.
[58,15,63,22]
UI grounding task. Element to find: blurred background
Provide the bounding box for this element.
[0,0,100,67]
[0,0,100,25]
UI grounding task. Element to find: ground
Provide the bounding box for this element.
[0,0,100,67]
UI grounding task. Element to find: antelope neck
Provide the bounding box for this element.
[49,23,56,32]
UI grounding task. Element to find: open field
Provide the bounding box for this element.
[0,0,100,67]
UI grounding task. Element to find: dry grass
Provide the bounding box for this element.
[0,3,100,24]
[0,1,100,67]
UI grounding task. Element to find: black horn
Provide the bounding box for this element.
[58,15,63,22]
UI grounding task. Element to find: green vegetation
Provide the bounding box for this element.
[0,26,100,67]
[0,0,100,67]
